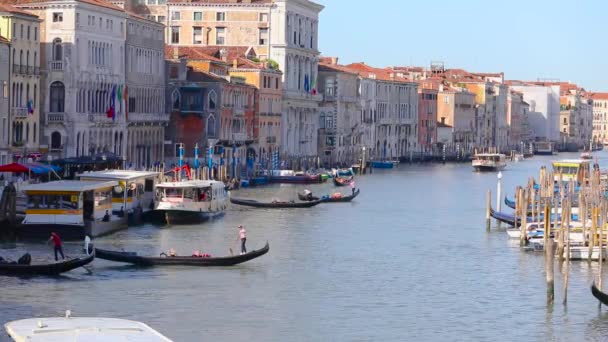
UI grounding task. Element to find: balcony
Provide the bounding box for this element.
[231,133,247,142]
[127,113,170,123]
[47,112,64,123]
[49,61,63,71]
[233,107,245,116]
[266,136,277,144]
[11,107,28,119]
[89,113,116,123]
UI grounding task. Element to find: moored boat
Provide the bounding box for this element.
[370,161,394,169]
[18,180,127,240]
[5,312,172,341]
[592,282,608,306]
[154,180,228,224]
[266,170,322,184]
[94,242,269,266]
[472,153,506,172]
[534,141,554,155]
[230,197,323,208]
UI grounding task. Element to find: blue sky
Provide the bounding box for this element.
[316,0,605,91]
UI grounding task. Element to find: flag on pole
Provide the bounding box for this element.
[123,86,129,121]
[106,85,116,121]
[304,74,310,93]
[311,75,317,96]
[26,99,33,114]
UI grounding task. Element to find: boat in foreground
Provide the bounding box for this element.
[0,249,94,276]
[5,312,172,341]
[95,242,269,266]
[230,197,323,208]
[472,153,506,172]
[591,282,608,306]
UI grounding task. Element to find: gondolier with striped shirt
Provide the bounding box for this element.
[238,225,247,254]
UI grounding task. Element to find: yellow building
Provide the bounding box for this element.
[228,57,282,159]
[0,4,42,159]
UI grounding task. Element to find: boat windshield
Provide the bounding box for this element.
[197,187,212,202]
[553,166,579,175]
[27,194,79,209]
[164,188,183,198]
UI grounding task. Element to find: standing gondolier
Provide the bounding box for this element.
[350,180,356,195]
[238,225,247,254]
[47,232,64,261]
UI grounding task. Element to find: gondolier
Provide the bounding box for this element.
[47,232,65,261]
[238,225,247,254]
[350,180,356,195]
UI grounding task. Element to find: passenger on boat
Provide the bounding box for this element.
[350,181,356,195]
[331,193,343,199]
[102,210,110,222]
[168,249,176,257]
[47,232,64,261]
[118,206,125,217]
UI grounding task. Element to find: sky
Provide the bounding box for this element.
[316,0,606,91]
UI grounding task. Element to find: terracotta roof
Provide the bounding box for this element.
[169,0,272,4]
[2,0,124,12]
[165,45,226,63]
[318,62,358,75]
[590,93,608,100]
[343,63,416,83]
[0,3,39,17]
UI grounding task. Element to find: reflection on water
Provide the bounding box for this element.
[2,152,608,341]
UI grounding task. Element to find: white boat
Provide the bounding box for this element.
[472,153,506,172]
[581,151,593,160]
[154,180,228,224]
[19,180,127,240]
[77,170,160,224]
[5,311,172,341]
[534,141,554,155]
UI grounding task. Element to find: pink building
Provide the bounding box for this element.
[418,87,438,149]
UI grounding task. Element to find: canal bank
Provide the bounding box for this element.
[1,152,608,341]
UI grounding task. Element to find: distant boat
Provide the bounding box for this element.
[371,161,393,169]
[472,153,506,172]
[154,180,228,224]
[535,141,554,155]
[581,151,592,160]
[230,197,323,208]
[5,312,173,341]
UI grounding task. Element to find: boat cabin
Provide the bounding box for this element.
[77,170,159,215]
[155,180,228,211]
[472,153,507,171]
[20,180,126,239]
[552,159,590,184]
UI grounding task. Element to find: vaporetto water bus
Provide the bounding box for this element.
[19,180,127,240]
[154,180,228,224]
[77,170,160,224]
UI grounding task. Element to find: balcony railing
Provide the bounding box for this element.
[11,107,28,118]
[127,113,170,123]
[47,112,64,123]
[231,133,247,142]
[233,107,245,116]
[49,60,63,71]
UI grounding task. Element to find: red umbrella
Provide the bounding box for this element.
[0,163,29,173]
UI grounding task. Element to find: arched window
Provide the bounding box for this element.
[76,132,80,157]
[26,123,29,142]
[171,89,180,110]
[26,51,29,69]
[33,85,37,109]
[208,90,217,109]
[33,123,36,143]
[19,50,23,67]
[50,81,65,112]
[53,38,62,61]
[207,115,216,137]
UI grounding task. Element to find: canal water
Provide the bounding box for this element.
[2,152,608,341]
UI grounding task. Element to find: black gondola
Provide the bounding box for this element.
[0,250,94,276]
[591,282,608,305]
[95,242,269,266]
[333,176,353,187]
[230,197,323,208]
[325,189,360,202]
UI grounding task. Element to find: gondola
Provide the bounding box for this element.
[298,192,320,201]
[230,197,323,208]
[591,282,608,305]
[325,189,360,202]
[0,250,95,276]
[94,242,269,267]
[333,176,353,186]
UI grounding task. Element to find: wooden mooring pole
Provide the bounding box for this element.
[545,202,555,305]
[486,189,491,231]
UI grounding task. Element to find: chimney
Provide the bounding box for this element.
[331,57,338,65]
[233,59,238,69]
[172,47,179,60]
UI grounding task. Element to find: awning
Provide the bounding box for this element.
[0,162,61,174]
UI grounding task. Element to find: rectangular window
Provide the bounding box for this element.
[215,27,225,45]
[27,26,30,40]
[3,81,7,98]
[12,23,15,38]
[193,26,202,44]
[275,78,279,89]
[193,12,202,21]
[171,11,180,20]
[259,28,268,45]
[171,26,180,44]
[259,13,268,22]
[76,13,80,25]
[106,19,110,29]
[216,12,225,21]
[129,97,136,113]
[158,0,166,4]
[147,0,157,4]
[99,17,102,28]
[157,16,166,23]
[53,12,63,22]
